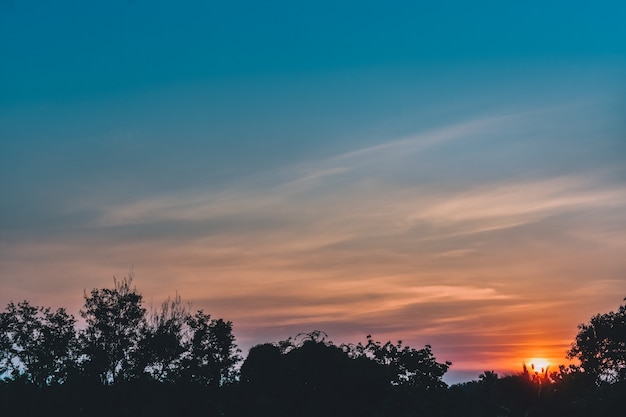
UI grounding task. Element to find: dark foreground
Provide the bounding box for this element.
[2,358,625,417]
[2,279,625,416]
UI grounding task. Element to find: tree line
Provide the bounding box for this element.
[1,273,241,389]
[1,273,624,416]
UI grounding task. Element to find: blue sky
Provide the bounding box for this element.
[1,1,625,382]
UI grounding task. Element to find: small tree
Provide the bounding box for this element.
[567,298,626,383]
[80,272,146,384]
[0,300,76,386]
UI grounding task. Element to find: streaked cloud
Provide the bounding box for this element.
[1,101,625,381]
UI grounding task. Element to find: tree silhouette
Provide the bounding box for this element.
[138,294,188,382]
[240,334,391,417]
[180,311,241,387]
[240,343,284,386]
[0,300,76,386]
[238,332,452,417]
[6,282,625,416]
[346,335,451,390]
[1,278,240,415]
[80,273,146,384]
[567,298,626,383]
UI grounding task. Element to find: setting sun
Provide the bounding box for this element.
[527,358,551,372]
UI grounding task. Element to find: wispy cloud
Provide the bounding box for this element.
[332,115,505,162]
[85,106,626,251]
[2,103,625,377]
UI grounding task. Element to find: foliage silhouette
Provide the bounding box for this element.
[447,297,626,417]
[80,272,146,384]
[2,281,625,416]
[567,298,626,383]
[345,335,451,389]
[0,300,76,386]
[239,334,392,417]
[237,331,452,417]
[180,310,241,387]
[137,293,188,382]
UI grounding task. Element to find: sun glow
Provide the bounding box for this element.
[527,358,551,373]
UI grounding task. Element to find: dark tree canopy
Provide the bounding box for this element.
[346,335,452,390]
[77,272,241,387]
[0,300,76,386]
[80,273,146,384]
[567,298,626,383]
[181,311,241,387]
[138,294,188,382]
[238,331,451,417]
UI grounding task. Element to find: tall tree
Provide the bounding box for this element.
[567,298,626,383]
[80,273,146,384]
[0,300,76,386]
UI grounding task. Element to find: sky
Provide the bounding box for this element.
[1,0,625,383]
